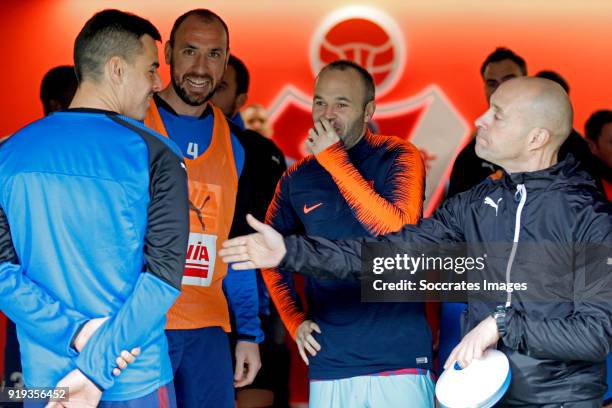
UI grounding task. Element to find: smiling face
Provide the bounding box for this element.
[119,34,162,120]
[166,15,228,108]
[312,68,373,149]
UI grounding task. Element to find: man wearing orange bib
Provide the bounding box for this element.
[144,9,262,408]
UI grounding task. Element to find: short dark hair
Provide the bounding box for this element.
[318,60,375,105]
[536,70,569,94]
[585,110,612,142]
[169,9,229,50]
[480,47,527,77]
[74,9,161,82]
[40,65,78,115]
[227,55,249,95]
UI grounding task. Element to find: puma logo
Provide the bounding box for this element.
[484,196,503,216]
[189,195,211,230]
[303,203,323,214]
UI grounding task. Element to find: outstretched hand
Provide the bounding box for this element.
[219,214,286,270]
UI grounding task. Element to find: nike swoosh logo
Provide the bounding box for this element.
[303,203,323,214]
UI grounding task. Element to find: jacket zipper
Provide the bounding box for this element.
[505,184,527,306]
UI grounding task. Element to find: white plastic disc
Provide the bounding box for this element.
[436,349,511,408]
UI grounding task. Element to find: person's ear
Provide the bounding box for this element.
[224,49,230,71]
[364,100,376,122]
[528,127,551,151]
[164,41,172,66]
[587,139,599,156]
[235,93,248,111]
[106,56,126,86]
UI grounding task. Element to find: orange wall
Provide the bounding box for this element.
[0,0,610,135]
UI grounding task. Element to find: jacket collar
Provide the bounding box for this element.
[64,108,118,116]
[500,154,596,191]
[347,129,373,162]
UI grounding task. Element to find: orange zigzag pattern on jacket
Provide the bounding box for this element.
[263,159,311,338]
[315,132,425,236]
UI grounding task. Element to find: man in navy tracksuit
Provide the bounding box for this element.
[261,61,433,407]
[221,77,612,407]
[0,10,188,407]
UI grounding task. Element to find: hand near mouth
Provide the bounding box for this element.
[306,118,341,155]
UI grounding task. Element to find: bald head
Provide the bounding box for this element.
[500,77,573,147]
[475,77,574,173]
